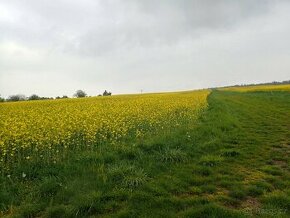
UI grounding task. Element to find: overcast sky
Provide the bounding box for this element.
[0,0,290,97]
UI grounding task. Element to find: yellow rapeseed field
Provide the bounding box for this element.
[0,90,209,172]
[220,84,290,92]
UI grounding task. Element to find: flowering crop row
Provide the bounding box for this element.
[0,90,209,172]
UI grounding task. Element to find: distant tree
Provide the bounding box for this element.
[40,97,52,100]
[74,90,87,98]
[103,90,112,96]
[0,95,4,102]
[28,94,40,100]
[7,94,26,102]
[281,80,290,84]
[56,96,61,99]
[62,95,68,99]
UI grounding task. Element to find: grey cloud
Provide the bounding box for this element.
[68,0,274,56]
[0,0,275,56]
[0,0,289,97]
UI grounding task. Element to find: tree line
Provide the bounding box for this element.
[0,90,112,102]
[219,80,290,89]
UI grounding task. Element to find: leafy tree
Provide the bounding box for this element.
[103,90,112,96]
[74,90,87,98]
[7,94,26,102]
[28,94,40,100]
[0,95,4,102]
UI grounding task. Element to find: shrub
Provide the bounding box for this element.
[28,94,40,100]
[74,90,87,98]
[7,94,26,102]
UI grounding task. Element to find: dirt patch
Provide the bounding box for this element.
[241,197,261,209]
[174,192,196,199]
[216,187,230,196]
[241,168,266,184]
[239,197,262,216]
[272,160,287,168]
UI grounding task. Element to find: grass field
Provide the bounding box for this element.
[220,84,290,92]
[0,86,290,217]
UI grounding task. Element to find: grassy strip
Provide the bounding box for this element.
[1,90,290,217]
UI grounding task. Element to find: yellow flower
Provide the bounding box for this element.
[0,90,209,172]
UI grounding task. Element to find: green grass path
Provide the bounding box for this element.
[1,90,290,217]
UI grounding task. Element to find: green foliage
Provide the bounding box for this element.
[7,94,26,101]
[74,90,87,98]
[103,90,112,96]
[28,94,40,100]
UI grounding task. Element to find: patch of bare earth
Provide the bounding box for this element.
[239,197,261,216]
[241,197,261,209]
[272,160,287,168]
